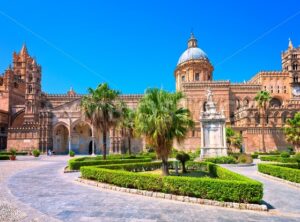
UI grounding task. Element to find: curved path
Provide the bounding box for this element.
[2,156,300,222]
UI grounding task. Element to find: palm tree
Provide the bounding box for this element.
[254,90,271,152]
[81,83,121,160]
[226,127,242,153]
[119,105,136,155]
[284,112,300,153]
[135,88,194,176]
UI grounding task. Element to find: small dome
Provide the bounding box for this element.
[177,33,208,65]
[177,47,208,65]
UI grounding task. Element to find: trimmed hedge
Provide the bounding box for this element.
[251,154,259,159]
[0,155,10,160]
[258,163,300,183]
[205,156,237,164]
[0,151,28,156]
[81,161,263,203]
[69,157,152,170]
[260,155,297,163]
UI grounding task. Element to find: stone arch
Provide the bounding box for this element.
[269,97,282,108]
[254,112,260,125]
[243,97,250,107]
[281,111,289,126]
[53,123,69,154]
[71,120,93,154]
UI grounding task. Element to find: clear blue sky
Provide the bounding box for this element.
[0,0,300,94]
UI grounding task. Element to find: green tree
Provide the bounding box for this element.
[81,83,121,160]
[284,112,300,153]
[226,127,242,152]
[119,105,136,155]
[176,151,190,173]
[135,88,194,176]
[254,90,271,152]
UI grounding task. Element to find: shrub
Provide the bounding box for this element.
[9,148,17,156]
[69,150,75,157]
[68,157,152,170]
[176,151,190,173]
[258,163,300,183]
[81,161,263,203]
[205,156,237,164]
[0,155,10,160]
[32,149,40,157]
[237,154,253,164]
[294,153,300,169]
[280,151,290,158]
[260,155,296,163]
[188,148,200,161]
[251,154,258,159]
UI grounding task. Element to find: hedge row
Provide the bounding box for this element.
[81,161,263,203]
[204,156,237,164]
[259,155,297,163]
[69,157,152,170]
[0,151,28,156]
[0,155,10,160]
[258,163,300,183]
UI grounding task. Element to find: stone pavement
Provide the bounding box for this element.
[1,156,300,222]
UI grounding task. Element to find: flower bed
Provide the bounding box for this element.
[259,155,297,163]
[80,161,263,203]
[258,163,300,183]
[68,157,152,170]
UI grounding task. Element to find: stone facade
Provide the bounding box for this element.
[0,35,300,154]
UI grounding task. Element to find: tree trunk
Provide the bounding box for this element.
[103,131,107,160]
[261,107,266,153]
[182,161,187,173]
[161,157,169,176]
[128,136,131,155]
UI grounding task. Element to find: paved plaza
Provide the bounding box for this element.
[0,156,300,222]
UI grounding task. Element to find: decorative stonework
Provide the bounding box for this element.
[199,89,227,159]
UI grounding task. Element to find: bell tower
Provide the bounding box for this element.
[281,38,300,97]
[19,46,42,124]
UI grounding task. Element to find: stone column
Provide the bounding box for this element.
[68,120,71,154]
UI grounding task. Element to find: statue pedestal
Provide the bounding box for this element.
[199,89,227,159]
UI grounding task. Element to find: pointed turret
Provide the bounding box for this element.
[20,43,29,56]
[288,38,293,50]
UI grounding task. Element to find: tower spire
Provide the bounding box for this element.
[20,43,28,55]
[288,38,293,50]
[188,32,198,48]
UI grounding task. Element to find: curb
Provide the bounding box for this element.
[257,172,300,189]
[63,166,79,173]
[76,178,268,212]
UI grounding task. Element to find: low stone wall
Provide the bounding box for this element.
[76,178,268,212]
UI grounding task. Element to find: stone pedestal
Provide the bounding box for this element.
[200,89,227,159]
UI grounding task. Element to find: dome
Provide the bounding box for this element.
[177,33,208,65]
[177,47,208,65]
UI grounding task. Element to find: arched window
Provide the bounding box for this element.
[269,98,282,108]
[28,74,33,82]
[243,98,249,107]
[181,75,186,82]
[28,85,33,93]
[195,73,200,81]
[203,101,207,111]
[236,99,240,109]
[255,113,260,125]
[293,63,298,71]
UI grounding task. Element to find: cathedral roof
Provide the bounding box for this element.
[177,33,208,65]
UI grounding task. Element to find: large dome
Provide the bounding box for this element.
[177,47,208,65]
[177,33,208,65]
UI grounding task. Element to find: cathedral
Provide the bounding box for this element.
[0,34,299,154]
